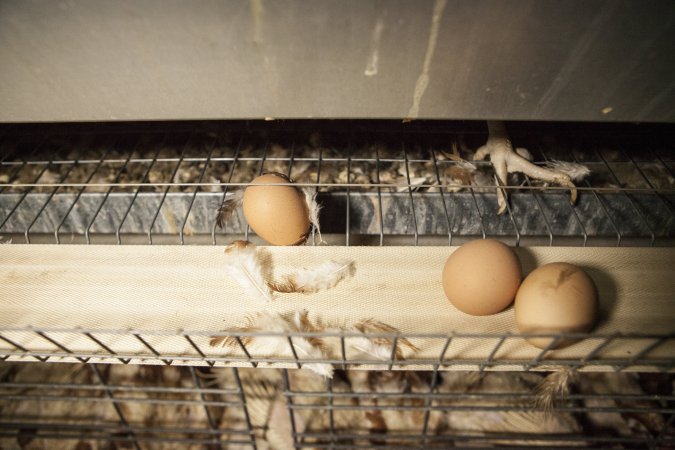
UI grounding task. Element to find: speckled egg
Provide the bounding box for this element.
[515,262,598,349]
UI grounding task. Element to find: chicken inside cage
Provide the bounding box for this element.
[0,119,674,448]
[0,363,673,449]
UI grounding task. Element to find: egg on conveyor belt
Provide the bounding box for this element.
[242,173,310,246]
[442,239,522,316]
[515,262,598,349]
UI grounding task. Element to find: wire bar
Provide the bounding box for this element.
[232,367,259,450]
[84,137,139,244]
[374,146,384,246]
[115,139,164,245]
[0,393,243,408]
[244,139,270,242]
[212,136,242,245]
[596,149,656,246]
[179,138,215,244]
[190,367,220,447]
[34,330,88,364]
[0,381,241,396]
[429,147,453,245]
[133,333,172,366]
[0,426,253,447]
[89,363,140,450]
[183,334,214,367]
[1,123,670,245]
[282,369,300,450]
[568,149,623,246]
[401,142,419,245]
[0,121,673,450]
[326,377,336,448]
[148,133,191,244]
[523,173,555,246]
[55,145,111,244]
[536,143,589,246]
[3,348,672,370]
[83,332,131,365]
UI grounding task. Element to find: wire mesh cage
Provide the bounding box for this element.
[1,120,674,448]
[0,120,673,246]
[1,363,673,449]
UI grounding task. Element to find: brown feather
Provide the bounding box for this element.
[534,368,577,415]
[215,190,243,229]
[209,315,259,348]
[353,319,420,359]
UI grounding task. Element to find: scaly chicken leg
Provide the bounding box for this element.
[474,121,577,214]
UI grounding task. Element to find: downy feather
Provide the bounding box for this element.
[544,160,591,181]
[348,319,419,361]
[210,310,333,378]
[223,240,274,303]
[270,260,356,294]
[534,368,578,415]
[302,187,324,245]
[216,190,244,229]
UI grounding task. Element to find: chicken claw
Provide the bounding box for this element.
[474,121,577,215]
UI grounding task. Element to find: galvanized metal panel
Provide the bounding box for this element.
[0,0,674,122]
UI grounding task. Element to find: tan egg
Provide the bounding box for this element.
[242,173,310,246]
[515,262,598,349]
[442,239,522,316]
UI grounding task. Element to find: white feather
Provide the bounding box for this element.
[544,160,591,181]
[223,241,274,303]
[272,260,356,294]
[454,158,478,172]
[302,187,324,245]
[346,334,393,360]
[290,310,334,378]
[290,337,334,378]
[222,311,334,378]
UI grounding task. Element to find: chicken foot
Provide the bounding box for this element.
[474,121,577,214]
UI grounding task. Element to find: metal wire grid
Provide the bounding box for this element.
[0,122,672,246]
[0,122,673,448]
[0,363,258,449]
[0,363,673,449]
[0,326,673,373]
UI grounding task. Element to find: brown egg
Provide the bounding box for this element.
[515,262,598,349]
[442,239,522,315]
[242,173,310,246]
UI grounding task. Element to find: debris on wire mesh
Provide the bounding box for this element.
[473,121,590,215]
[223,240,275,303]
[209,310,419,378]
[223,240,356,301]
[440,140,479,192]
